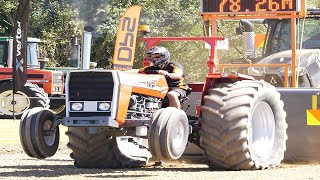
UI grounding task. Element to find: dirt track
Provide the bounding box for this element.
[1,121,320,179]
[1,142,320,180]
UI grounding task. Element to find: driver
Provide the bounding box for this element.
[138,46,187,109]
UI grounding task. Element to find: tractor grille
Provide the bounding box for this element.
[68,71,114,101]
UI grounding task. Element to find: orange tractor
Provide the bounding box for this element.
[0,37,64,118]
[18,3,290,170]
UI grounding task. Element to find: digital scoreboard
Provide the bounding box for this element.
[201,0,302,14]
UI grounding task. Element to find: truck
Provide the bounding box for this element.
[0,37,64,118]
[18,3,290,170]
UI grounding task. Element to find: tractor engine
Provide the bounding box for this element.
[127,94,160,120]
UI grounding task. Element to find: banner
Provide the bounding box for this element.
[12,0,30,93]
[112,5,142,71]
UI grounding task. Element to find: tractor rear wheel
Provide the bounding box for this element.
[0,81,49,118]
[66,127,150,168]
[200,80,287,170]
[19,107,60,159]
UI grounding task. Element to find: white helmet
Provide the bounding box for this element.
[147,46,170,67]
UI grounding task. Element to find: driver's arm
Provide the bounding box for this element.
[158,65,183,80]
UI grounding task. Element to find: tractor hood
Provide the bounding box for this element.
[118,71,169,99]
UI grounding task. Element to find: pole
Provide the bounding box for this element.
[291,17,297,88]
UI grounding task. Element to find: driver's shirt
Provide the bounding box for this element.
[138,61,187,90]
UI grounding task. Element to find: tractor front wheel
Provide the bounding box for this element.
[148,107,189,161]
[19,107,60,159]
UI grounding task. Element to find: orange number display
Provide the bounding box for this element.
[219,0,228,12]
[282,0,293,9]
[230,0,241,12]
[201,0,300,14]
[269,0,280,11]
[256,0,267,12]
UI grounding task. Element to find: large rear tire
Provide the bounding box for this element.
[0,81,49,118]
[66,127,150,168]
[19,107,60,159]
[200,80,287,170]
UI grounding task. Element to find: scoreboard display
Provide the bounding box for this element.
[201,0,302,14]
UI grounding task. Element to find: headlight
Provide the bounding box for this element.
[98,102,111,111]
[70,102,84,111]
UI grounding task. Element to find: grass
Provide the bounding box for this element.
[0,119,69,145]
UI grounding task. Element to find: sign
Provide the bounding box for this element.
[201,0,302,14]
[12,0,30,93]
[307,94,320,126]
[113,5,142,71]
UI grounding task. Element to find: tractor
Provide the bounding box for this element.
[215,7,320,161]
[18,3,289,170]
[0,31,94,119]
[0,37,64,118]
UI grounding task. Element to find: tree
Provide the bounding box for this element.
[2,0,319,82]
[0,0,17,36]
[307,0,320,7]
[28,0,81,67]
[81,0,208,82]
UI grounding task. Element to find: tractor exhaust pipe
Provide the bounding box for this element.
[240,20,256,58]
[7,39,13,68]
[71,36,80,68]
[81,26,94,69]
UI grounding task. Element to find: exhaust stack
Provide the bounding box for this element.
[71,36,80,68]
[7,39,13,68]
[81,26,94,69]
[240,20,256,58]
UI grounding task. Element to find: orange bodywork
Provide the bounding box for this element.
[115,71,168,124]
[0,67,63,95]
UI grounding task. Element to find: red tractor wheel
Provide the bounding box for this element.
[0,81,49,118]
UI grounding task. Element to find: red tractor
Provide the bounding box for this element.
[0,37,64,118]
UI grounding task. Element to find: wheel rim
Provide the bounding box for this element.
[250,101,275,158]
[170,121,185,150]
[43,120,56,146]
[0,90,30,115]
